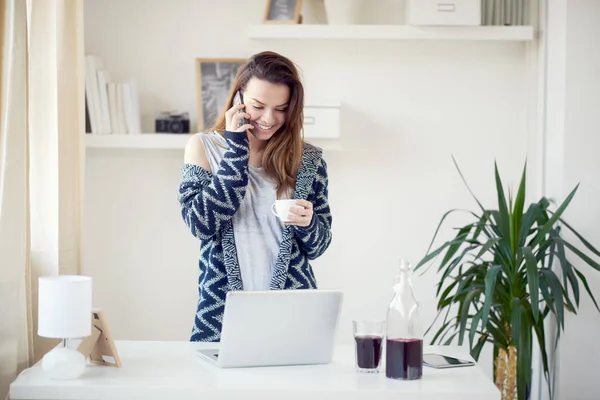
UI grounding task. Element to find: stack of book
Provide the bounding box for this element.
[481,0,529,26]
[85,55,142,135]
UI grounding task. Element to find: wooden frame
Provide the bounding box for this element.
[195,58,246,131]
[77,309,122,367]
[263,0,303,24]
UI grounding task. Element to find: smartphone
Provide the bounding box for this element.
[423,353,476,369]
[232,91,248,129]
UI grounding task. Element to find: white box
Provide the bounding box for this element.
[406,0,481,26]
[303,104,340,139]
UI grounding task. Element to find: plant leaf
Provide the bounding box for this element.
[485,319,510,349]
[551,231,580,309]
[511,298,522,347]
[561,238,600,272]
[416,208,473,271]
[516,303,532,400]
[527,303,552,399]
[489,210,514,265]
[470,332,489,361]
[512,163,527,255]
[538,277,558,332]
[458,290,479,345]
[475,237,501,261]
[540,269,565,330]
[469,308,483,348]
[481,265,501,328]
[438,244,479,292]
[519,203,540,248]
[440,225,474,269]
[426,306,453,340]
[523,247,540,322]
[531,185,579,248]
[415,236,469,272]
[443,331,459,346]
[573,267,600,313]
[493,161,512,248]
[452,155,486,213]
[550,229,579,313]
[438,278,461,303]
[431,318,455,344]
[555,215,600,258]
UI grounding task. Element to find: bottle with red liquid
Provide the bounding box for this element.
[385,259,424,380]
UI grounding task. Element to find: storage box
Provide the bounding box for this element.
[303,104,340,139]
[406,0,481,26]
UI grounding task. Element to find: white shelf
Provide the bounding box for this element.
[247,24,535,41]
[84,134,343,151]
[85,133,193,149]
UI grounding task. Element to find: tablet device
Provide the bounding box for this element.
[423,353,475,369]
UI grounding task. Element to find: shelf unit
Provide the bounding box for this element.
[85,134,192,150]
[84,134,343,151]
[246,24,535,41]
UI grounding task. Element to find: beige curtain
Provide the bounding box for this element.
[0,0,84,398]
[0,0,32,398]
[27,0,85,363]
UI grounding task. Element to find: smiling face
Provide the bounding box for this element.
[242,77,290,141]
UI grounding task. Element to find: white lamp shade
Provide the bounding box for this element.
[38,275,92,339]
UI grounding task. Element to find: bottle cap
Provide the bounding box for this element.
[399,258,412,273]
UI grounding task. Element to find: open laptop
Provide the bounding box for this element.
[196,289,343,368]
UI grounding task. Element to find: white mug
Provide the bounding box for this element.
[271,199,302,222]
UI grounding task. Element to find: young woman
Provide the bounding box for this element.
[178,51,333,342]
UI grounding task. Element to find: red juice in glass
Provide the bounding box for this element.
[353,320,385,373]
[385,337,423,380]
[354,335,383,369]
[385,259,424,380]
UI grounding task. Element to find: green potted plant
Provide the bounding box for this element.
[415,158,600,400]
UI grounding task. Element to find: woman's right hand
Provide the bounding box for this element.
[225,104,254,133]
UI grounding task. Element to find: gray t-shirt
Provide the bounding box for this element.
[198,132,284,291]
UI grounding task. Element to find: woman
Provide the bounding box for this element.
[178,51,333,342]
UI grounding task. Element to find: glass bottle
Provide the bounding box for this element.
[385,258,424,380]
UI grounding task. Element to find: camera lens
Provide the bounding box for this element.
[169,121,183,133]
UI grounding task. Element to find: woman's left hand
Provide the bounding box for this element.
[285,200,313,227]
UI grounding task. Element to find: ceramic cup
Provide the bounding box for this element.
[271,199,303,222]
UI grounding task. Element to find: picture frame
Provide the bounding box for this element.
[77,309,122,367]
[195,58,247,131]
[263,0,303,24]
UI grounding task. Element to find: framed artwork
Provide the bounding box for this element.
[77,309,122,367]
[196,58,246,131]
[263,0,303,24]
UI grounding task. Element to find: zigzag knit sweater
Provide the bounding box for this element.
[178,130,333,342]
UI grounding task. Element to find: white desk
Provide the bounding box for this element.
[10,341,500,400]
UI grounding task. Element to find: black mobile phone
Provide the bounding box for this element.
[423,353,476,369]
[233,91,248,129]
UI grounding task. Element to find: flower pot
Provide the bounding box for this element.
[324,0,367,24]
[301,0,328,24]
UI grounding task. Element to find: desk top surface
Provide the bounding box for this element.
[10,341,500,400]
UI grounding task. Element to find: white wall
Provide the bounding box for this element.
[82,0,538,381]
[548,1,600,399]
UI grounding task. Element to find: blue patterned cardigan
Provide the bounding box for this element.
[178,131,333,342]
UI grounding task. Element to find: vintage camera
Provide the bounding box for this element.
[155,111,190,134]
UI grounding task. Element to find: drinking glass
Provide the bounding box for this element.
[353,320,385,373]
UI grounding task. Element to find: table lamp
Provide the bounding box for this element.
[38,275,92,380]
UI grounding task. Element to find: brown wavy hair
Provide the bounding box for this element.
[210,51,304,199]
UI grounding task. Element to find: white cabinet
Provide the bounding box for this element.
[406,0,481,26]
[303,104,341,139]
